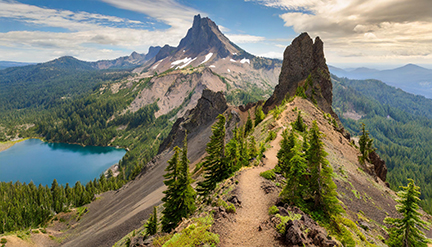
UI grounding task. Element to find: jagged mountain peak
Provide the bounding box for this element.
[177,14,243,58]
[139,14,259,74]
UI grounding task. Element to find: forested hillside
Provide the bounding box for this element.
[333,75,432,213]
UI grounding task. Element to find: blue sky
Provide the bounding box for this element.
[1,0,432,69]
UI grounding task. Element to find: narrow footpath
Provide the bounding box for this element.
[220,128,284,247]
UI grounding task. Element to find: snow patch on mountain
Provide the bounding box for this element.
[200,53,213,64]
[240,58,250,64]
[178,57,197,69]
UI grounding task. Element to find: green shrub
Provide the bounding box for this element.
[257,141,267,161]
[268,205,279,215]
[265,130,277,143]
[125,237,131,247]
[295,86,307,98]
[271,105,284,119]
[275,213,302,234]
[32,229,40,233]
[40,228,47,234]
[0,239,6,244]
[154,215,219,247]
[76,206,88,220]
[260,170,276,180]
[226,203,236,213]
[273,165,282,174]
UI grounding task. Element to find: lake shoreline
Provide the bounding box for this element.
[1,137,125,181]
[0,138,30,152]
[0,139,126,186]
[0,137,127,153]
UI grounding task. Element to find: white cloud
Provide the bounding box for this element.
[248,0,432,64]
[0,0,200,62]
[101,0,200,36]
[226,34,266,43]
[257,51,283,59]
[218,25,230,33]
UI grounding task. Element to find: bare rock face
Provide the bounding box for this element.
[178,14,243,58]
[263,33,336,121]
[158,89,228,153]
[273,206,339,247]
[154,44,177,61]
[369,151,388,182]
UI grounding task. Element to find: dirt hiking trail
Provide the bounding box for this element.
[219,127,284,246]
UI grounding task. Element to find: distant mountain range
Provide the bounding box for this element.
[329,64,432,98]
[0,46,161,71]
[0,61,35,70]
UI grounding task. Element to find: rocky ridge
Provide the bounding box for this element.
[93,46,161,69]
[264,33,334,119]
[158,89,229,153]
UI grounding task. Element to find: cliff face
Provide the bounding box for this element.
[263,33,334,119]
[178,14,241,58]
[158,89,229,153]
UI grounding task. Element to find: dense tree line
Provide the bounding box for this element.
[0,170,126,233]
[197,114,260,197]
[333,76,432,213]
[160,112,264,232]
[278,119,343,219]
[0,57,128,112]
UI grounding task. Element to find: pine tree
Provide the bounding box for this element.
[255,105,265,127]
[248,135,258,160]
[384,179,430,247]
[277,129,297,172]
[358,123,375,164]
[280,145,308,203]
[161,146,180,232]
[225,127,241,174]
[244,112,253,136]
[197,114,227,196]
[238,127,249,167]
[161,135,196,232]
[51,179,63,213]
[292,111,307,132]
[176,135,196,220]
[145,206,158,236]
[306,121,343,216]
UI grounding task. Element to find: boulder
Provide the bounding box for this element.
[369,151,387,182]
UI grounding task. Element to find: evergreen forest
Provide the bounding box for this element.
[333,75,432,213]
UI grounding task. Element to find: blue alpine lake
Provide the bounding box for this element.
[0,139,126,186]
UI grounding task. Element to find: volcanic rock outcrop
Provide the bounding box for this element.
[369,151,388,182]
[264,33,335,119]
[159,89,229,153]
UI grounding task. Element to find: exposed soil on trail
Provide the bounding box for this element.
[215,128,285,247]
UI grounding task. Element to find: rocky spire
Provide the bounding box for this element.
[263,33,335,119]
[177,14,242,58]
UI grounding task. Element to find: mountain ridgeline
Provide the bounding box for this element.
[1,13,432,247]
[329,64,432,99]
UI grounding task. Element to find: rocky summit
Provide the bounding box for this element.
[264,33,334,119]
[178,14,244,59]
